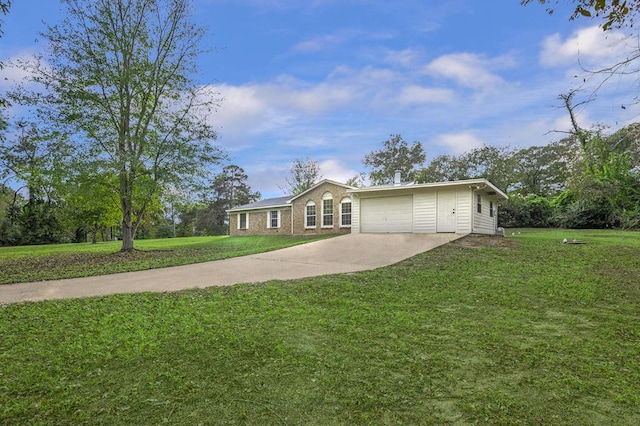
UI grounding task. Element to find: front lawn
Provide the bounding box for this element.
[0,235,332,284]
[1,229,639,424]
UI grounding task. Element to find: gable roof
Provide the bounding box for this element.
[288,179,357,202]
[227,195,291,213]
[227,179,358,213]
[348,178,508,200]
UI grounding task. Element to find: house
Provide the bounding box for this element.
[228,180,356,236]
[227,175,507,236]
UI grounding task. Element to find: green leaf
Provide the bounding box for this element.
[579,7,592,17]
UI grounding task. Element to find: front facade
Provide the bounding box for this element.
[348,179,507,235]
[228,180,355,236]
[228,178,507,236]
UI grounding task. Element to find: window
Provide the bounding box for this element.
[305,201,316,228]
[477,194,482,214]
[489,201,494,218]
[322,192,333,227]
[340,197,352,227]
[268,210,280,228]
[238,213,248,230]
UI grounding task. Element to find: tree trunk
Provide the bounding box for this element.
[121,213,134,252]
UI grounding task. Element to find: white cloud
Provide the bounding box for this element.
[434,132,484,155]
[384,47,425,68]
[291,34,344,53]
[424,52,514,92]
[394,85,454,106]
[540,26,631,68]
[319,158,359,183]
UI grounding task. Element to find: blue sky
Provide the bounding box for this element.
[2,0,640,198]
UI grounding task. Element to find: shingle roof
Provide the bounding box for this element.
[228,195,292,212]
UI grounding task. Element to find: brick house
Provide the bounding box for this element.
[227,180,355,236]
[228,176,508,236]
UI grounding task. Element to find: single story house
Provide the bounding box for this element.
[227,176,507,236]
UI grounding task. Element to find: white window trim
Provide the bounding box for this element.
[305,201,317,229]
[267,210,281,229]
[322,193,334,228]
[237,212,249,230]
[339,197,352,228]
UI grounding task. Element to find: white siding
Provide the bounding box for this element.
[360,195,413,233]
[413,191,437,233]
[351,196,361,233]
[456,190,472,234]
[473,195,498,235]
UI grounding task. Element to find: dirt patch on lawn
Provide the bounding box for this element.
[452,234,516,249]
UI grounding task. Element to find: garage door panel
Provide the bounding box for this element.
[360,195,413,233]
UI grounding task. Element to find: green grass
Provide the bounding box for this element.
[1,229,639,424]
[0,235,333,284]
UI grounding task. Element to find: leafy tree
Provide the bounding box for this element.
[64,168,121,243]
[17,0,222,251]
[0,0,11,120]
[416,145,515,191]
[280,157,322,195]
[521,0,640,30]
[345,173,366,188]
[363,134,426,185]
[0,121,71,244]
[196,165,261,235]
[511,138,578,196]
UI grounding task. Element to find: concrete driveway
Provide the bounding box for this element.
[0,233,464,304]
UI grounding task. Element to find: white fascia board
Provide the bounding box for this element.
[348,178,508,200]
[226,204,291,214]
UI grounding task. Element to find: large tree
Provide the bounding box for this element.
[416,145,516,191]
[280,157,322,195]
[363,134,426,185]
[196,165,261,235]
[18,0,222,251]
[0,121,73,244]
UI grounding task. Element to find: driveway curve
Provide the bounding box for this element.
[0,233,464,304]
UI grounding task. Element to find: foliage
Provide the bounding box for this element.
[363,134,426,185]
[1,230,639,424]
[417,145,515,191]
[0,0,10,123]
[15,0,223,252]
[280,157,322,195]
[0,121,73,245]
[522,0,640,30]
[510,138,578,196]
[498,193,554,228]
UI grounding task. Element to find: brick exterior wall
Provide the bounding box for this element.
[291,182,352,235]
[229,208,292,236]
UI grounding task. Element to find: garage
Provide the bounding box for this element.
[360,195,413,233]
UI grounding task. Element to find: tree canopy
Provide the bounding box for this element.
[363,134,426,185]
[522,0,640,30]
[16,0,222,251]
[280,157,322,195]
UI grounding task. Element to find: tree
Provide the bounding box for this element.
[511,139,578,196]
[196,165,261,235]
[17,0,222,251]
[521,0,640,30]
[363,134,426,185]
[0,121,71,244]
[280,157,322,195]
[0,0,11,128]
[416,145,515,191]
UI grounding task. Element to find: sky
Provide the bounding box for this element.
[2,0,640,198]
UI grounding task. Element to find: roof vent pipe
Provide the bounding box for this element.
[394,170,402,186]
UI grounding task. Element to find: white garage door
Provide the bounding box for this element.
[360,195,413,233]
